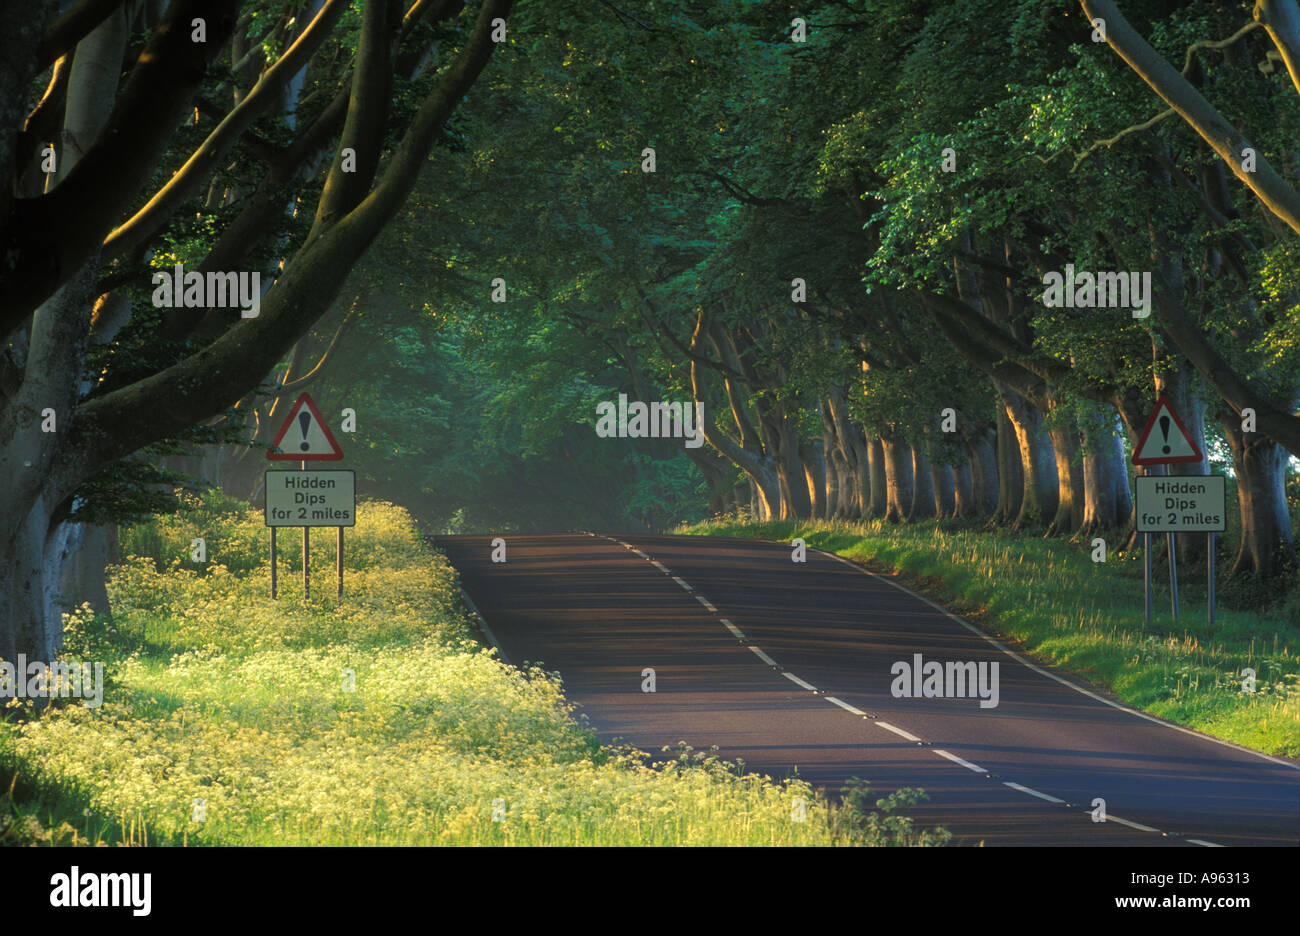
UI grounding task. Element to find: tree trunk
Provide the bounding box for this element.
[1222,418,1295,578]
[881,434,914,523]
[932,461,956,519]
[965,423,998,517]
[0,496,61,670]
[1079,406,1133,537]
[801,440,826,521]
[863,434,885,519]
[909,444,935,520]
[58,525,117,621]
[1000,388,1058,529]
[994,398,1024,524]
[1045,408,1085,537]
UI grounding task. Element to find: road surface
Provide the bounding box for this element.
[436,532,1300,846]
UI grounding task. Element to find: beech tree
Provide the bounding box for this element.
[0,0,514,667]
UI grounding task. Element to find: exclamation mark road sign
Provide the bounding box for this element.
[266,393,345,461]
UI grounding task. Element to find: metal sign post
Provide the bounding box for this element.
[1132,397,1213,626]
[302,459,310,600]
[1134,473,1225,627]
[265,393,350,601]
[264,467,355,600]
[1207,531,1216,627]
[1143,531,1152,626]
[1164,466,1178,620]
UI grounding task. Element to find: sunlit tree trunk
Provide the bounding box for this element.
[1079,406,1132,537]
[1000,389,1058,529]
[993,399,1024,524]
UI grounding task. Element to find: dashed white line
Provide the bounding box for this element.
[782,671,818,691]
[822,549,1300,772]
[1106,814,1161,834]
[933,749,989,774]
[1002,781,1065,804]
[874,721,922,743]
[748,645,778,666]
[596,533,1199,844]
[824,696,866,716]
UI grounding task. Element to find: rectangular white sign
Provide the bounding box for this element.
[1135,475,1225,533]
[264,470,355,527]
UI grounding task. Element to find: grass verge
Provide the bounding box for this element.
[0,493,946,846]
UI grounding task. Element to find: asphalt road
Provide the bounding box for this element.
[436,532,1300,846]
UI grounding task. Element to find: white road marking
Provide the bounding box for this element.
[1106,814,1161,834]
[875,721,922,743]
[822,550,1300,772]
[1002,781,1065,804]
[782,671,818,691]
[933,749,989,774]
[593,533,1200,843]
[749,645,777,666]
[824,696,866,716]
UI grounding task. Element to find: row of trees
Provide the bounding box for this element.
[406,0,1297,582]
[4,1,1298,668]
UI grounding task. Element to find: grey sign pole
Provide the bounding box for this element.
[1207,532,1215,627]
[302,459,310,600]
[270,527,278,599]
[1166,529,1179,619]
[337,526,344,599]
[1164,466,1179,619]
[1144,531,1152,626]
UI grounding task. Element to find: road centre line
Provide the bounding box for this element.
[820,549,1300,772]
[594,534,1193,842]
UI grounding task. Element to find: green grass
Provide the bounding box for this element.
[677,515,1300,758]
[0,492,946,846]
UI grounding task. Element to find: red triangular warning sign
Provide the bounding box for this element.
[267,392,344,461]
[1132,396,1202,465]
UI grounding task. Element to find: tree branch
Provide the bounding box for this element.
[1081,0,1300,235]
[0,0,242,334]
[101,0,347,261]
